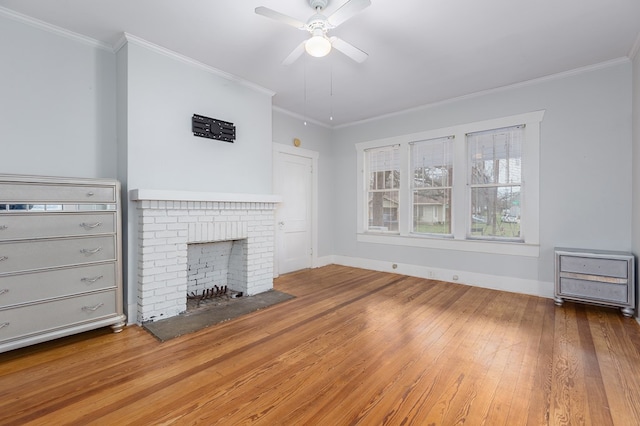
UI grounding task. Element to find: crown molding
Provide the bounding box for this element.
[272,106,332,129]
[120,33,275,98]
[0,6,112,51]
[336,57,631,129]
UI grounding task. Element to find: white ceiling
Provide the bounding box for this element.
[1,0,639,127]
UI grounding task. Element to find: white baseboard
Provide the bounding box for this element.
[314,255,336,268]
[320,255,554,299]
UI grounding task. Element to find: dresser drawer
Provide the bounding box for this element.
[0,213,116,241]
[0,291,117,342]
[559,277,628,304]
[559,255,628,279]
[0,182,115,203]
[0,263,116,307]
[0,236,116,274]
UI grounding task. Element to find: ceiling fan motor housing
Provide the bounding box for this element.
[309,0,328,11]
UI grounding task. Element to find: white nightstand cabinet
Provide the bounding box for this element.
[554,247,635,317]
[0,174,126,353]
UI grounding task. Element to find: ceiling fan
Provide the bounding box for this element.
[255,0,371,65]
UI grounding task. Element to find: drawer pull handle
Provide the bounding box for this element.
[80,247,103,255]
[0,289,8,296]
[82,303,104,312]
[0,225,7,230]
[0,322,9,330]
[81,275,104,284]
[87,191,95,197]
[0,256,7,262]
[80,222,102,230]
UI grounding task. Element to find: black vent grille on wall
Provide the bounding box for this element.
[192,114,236,143]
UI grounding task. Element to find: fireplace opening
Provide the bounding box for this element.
[186,239,247,312]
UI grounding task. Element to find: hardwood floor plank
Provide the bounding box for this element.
[574,304,615,426]
[524,296,556,425]
[508,297,554,426]
[1,265,639,425]
[551,302,590,425]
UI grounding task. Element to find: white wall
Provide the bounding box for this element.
[0,12,117,178]
[632,44,640,320]
[330,61,633,297]
[118,37,275,320]
[123,39,274,194]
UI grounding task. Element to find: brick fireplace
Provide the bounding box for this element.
[130,189,281,323]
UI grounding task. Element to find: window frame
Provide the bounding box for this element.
[355,111,544,258]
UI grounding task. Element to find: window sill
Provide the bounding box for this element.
[357,232,539,257]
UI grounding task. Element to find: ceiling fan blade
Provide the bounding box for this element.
[327,0,371,27]
[330,37,368,63]
[282,41,306,65]
[255,6,306,29]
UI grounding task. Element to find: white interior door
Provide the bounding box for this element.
[275,151,313,274]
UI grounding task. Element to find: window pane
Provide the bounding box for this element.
[366,146,400,232]
[368,190,399,232]
[413,188,451,234]
[469,126,522,185]
[367,147,400,190]
[411,137,452,188]
[470,185,521,238]
[410,137,452,235]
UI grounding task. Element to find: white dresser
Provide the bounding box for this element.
[554,247,635,317]
[0,174,126,353]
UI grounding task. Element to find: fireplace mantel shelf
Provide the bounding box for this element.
[130,189,282,204]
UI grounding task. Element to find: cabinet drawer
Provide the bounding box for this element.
[0,213,116,241]
[0,291,117,342]
[559,255,628,279]
[0,263,116,307]
[559,277,628,303]
[0,182,115,203]
[0,236,116,274]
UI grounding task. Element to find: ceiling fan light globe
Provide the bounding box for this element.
[305,35,332,57]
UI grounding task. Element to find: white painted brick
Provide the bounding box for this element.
[154,299,181,311]
[141,252,167,261]
[137,198,280,323]
[153,244,177,253]
[155,286,179,296]
[155,230,178,239]
[152,260,177,270]
[156,271,178,281]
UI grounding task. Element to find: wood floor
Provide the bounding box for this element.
[1,265,640,425]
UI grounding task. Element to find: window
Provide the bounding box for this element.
[410,136,453,236]
[468,126,523,240]
[365,145,400,232]
[356,111,543,257]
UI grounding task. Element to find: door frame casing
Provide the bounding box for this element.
[272,143,319,277]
